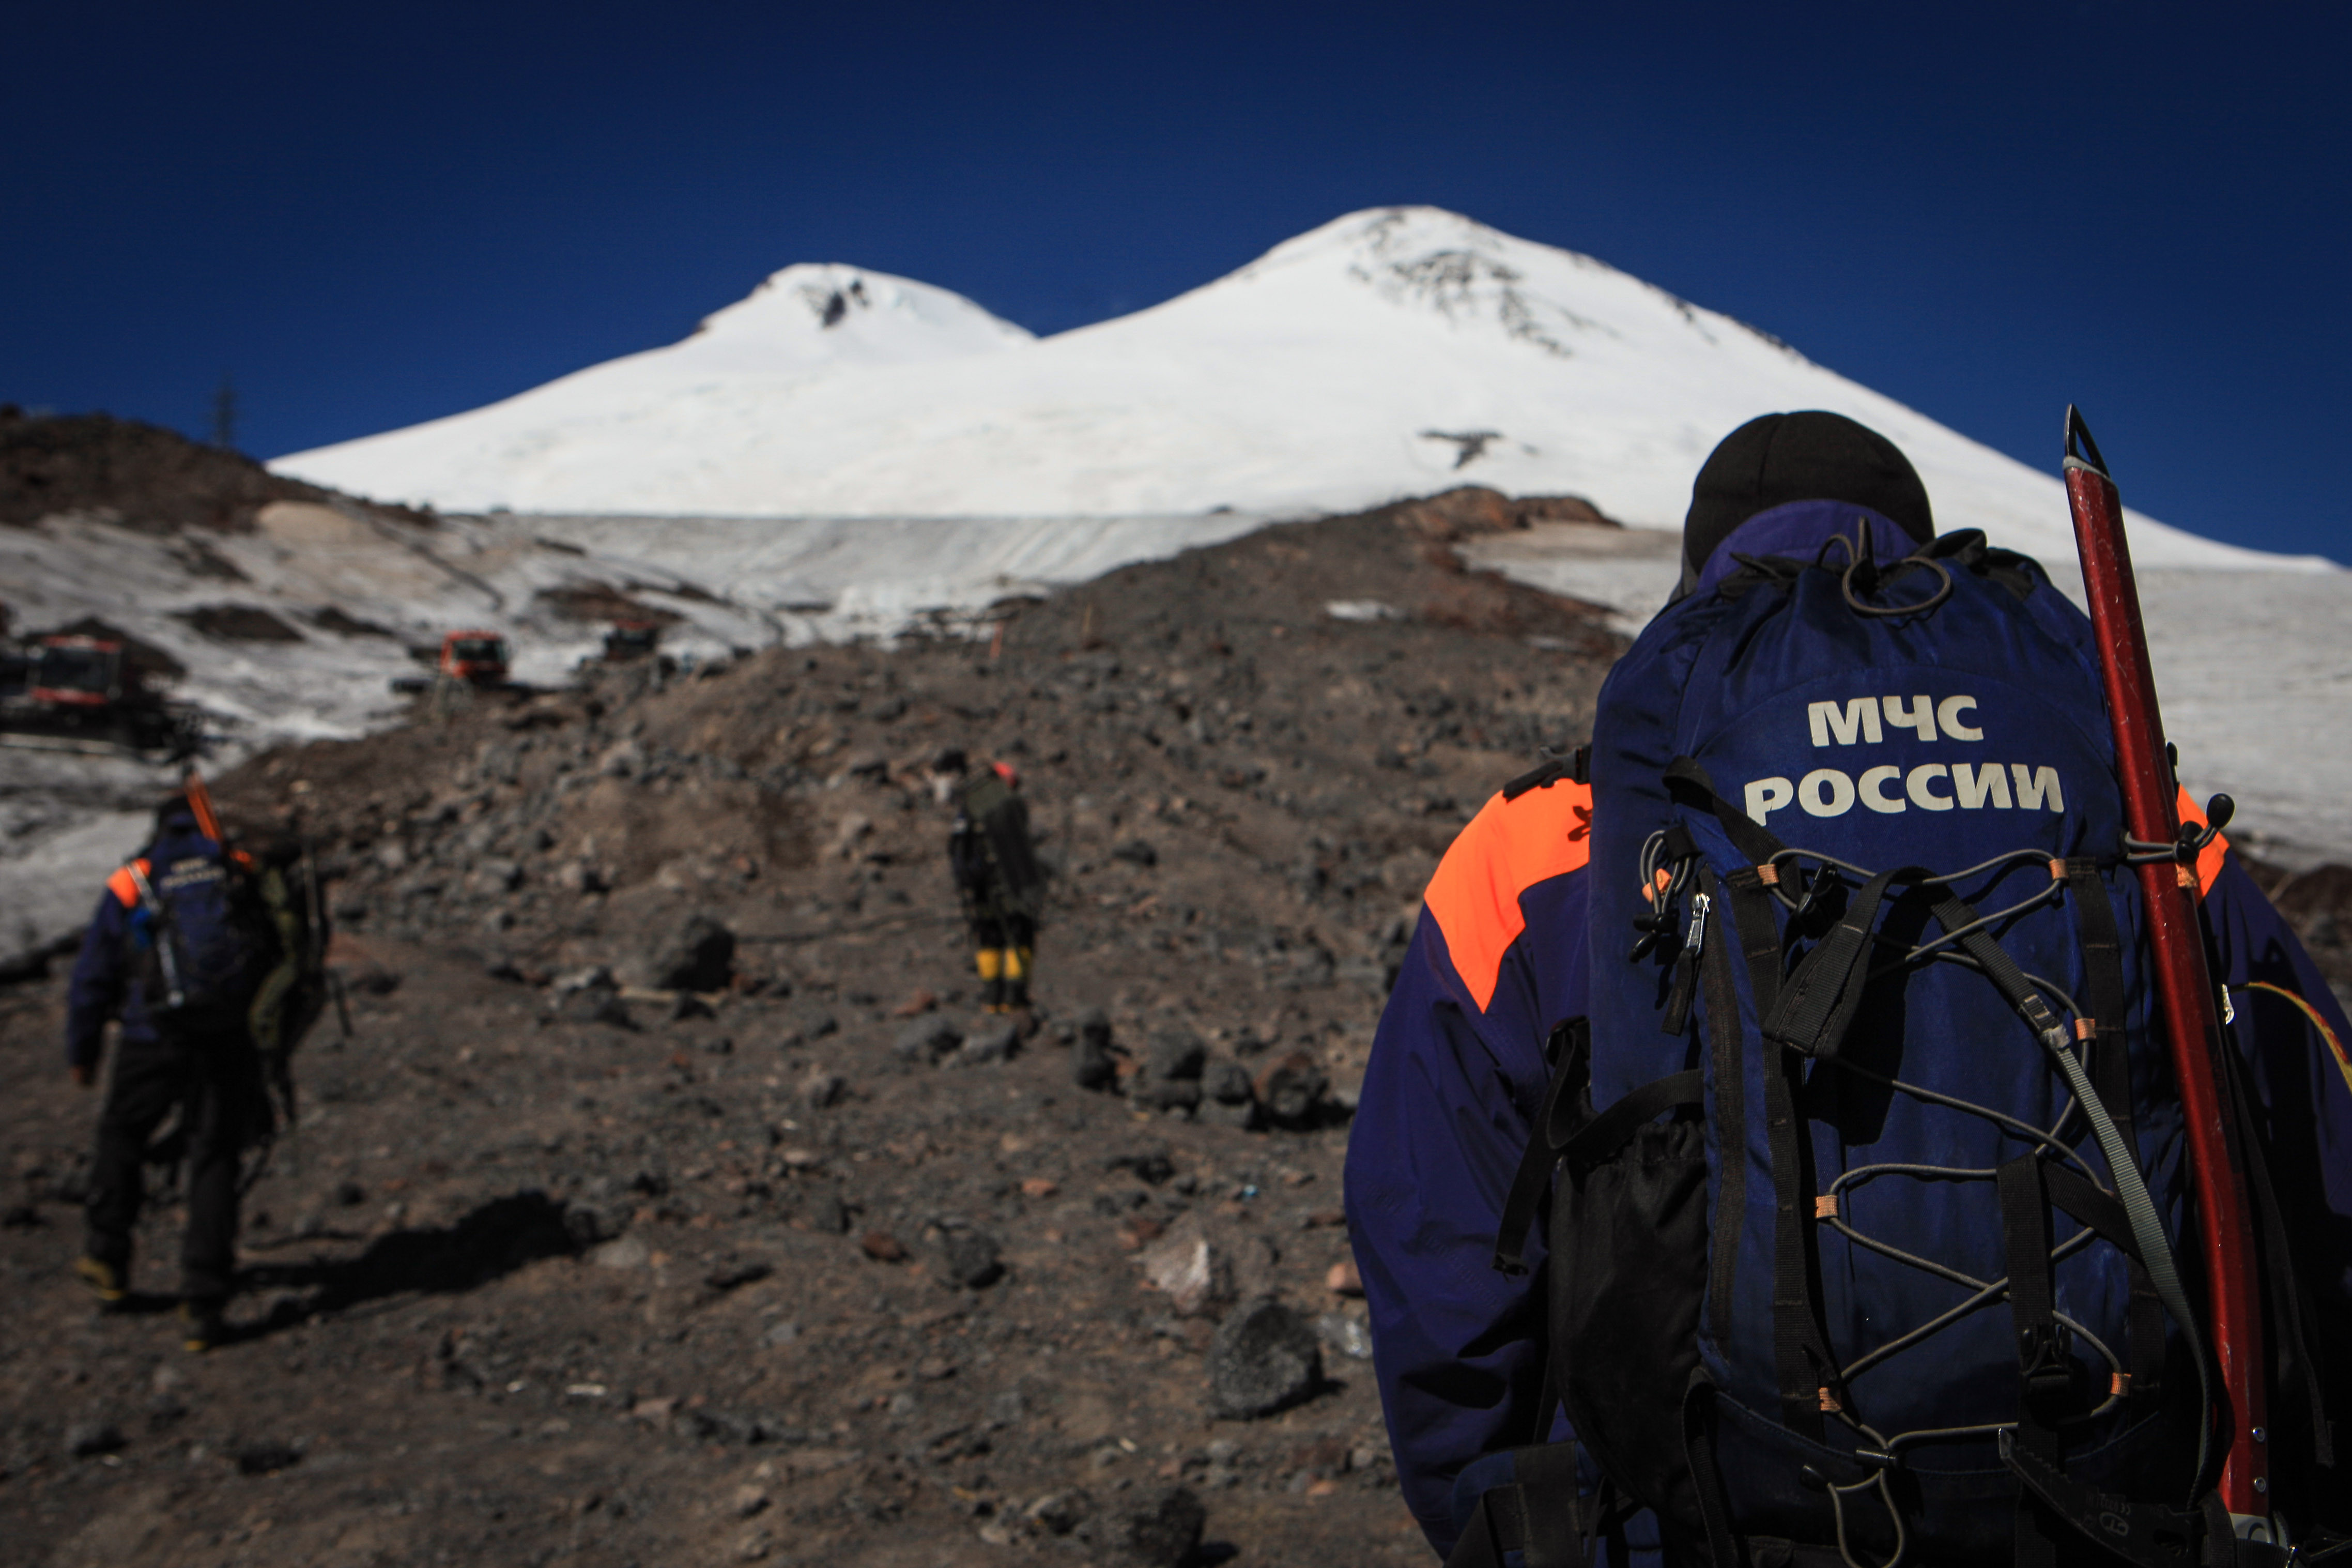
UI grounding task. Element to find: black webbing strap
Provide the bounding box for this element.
[1999,1157,2076,1423]
[1503,748,1587,802]
[1681,1371,1745,1568]
[2066,858,2167,1418]
[1700,868,1747,1341]
[1999,1155,2072,1568]
[1663,756,1787,869]
[1442,1440,1591,1568]
[1494,1064,1704,1274]
[2043,1164,2138,1262]
[1997,1431,2202,1568]
[1720,866,1836,1440]
[2063,859,2134,1125]
[2218,1032,2336,1469]
[1560,1071,1703,1177]
[1494,1019,1591,1276]
[1765,1003,1832,1438]
[1762,867,1904,1060]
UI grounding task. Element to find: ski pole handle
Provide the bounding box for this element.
[2062,408,2268,1521]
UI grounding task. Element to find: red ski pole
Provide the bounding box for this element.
[2061,407,2267,1525]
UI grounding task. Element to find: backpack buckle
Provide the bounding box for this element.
[2016,1323,2078,1413]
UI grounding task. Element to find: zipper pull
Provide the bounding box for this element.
[1661,891,1712,1036]
[1682,892,1712,957]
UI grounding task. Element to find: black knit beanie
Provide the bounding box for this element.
[1680,411,1934,593]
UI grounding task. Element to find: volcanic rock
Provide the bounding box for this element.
[633,912,735,992]
[933,1229,1004,1289]
[1106,1485,1207,1567]
[1207,1299,1323,1419]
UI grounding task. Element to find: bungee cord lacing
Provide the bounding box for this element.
[1647,835,2212,1568]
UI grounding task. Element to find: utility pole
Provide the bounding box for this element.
[211,374,237,451]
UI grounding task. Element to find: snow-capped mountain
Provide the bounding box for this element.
[276,265,1035,516]
[276,207,2307,573]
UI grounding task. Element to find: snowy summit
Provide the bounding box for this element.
[279,206,2286,570]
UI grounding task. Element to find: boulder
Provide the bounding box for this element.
[1130,1077,1201,1113]
[1255,1051,1329,1128]
[635,913,735,992]
[958,1016,1021,1065]
[1106,1486,1206,1567]
[894,1018,962,1064]
[934,1229,1004,1289]
[1136,1216,1233,1317]
[1207,1299,1321,1419]
[1074,1008,1119,1091]
[1145,1031,1206,1081]
[1202,1059,1255,1105]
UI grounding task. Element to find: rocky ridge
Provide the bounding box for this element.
[0,487,1620,1567]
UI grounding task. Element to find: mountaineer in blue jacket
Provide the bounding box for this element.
[1344,413,2352,1562]
[66,792,274,1352]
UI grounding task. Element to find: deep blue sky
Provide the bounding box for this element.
[6,3,2346,560]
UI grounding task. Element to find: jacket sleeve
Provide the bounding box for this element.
[64,885,131,1069]
[1344,781,1598,1558]
[2202,857,2352,1310]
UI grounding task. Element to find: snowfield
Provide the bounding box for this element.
[276,208,2326,578]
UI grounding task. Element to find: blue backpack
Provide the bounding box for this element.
[126,836,272,1025]
[1483,504,2329,1566]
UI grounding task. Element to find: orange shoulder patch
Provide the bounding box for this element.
[105,860,146,908]
[2175,786,2227,898]
[1423,780,1593,1012]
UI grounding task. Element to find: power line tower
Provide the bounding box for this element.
[210,374,237,451]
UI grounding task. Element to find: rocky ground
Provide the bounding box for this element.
[0,488,1624,1568]
[7,479,2346,1568]
[0,407,425,535]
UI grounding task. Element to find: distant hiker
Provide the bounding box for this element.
[1344,412,2352,1563]
[936,749,1046,1012]
[66,784,292,1351]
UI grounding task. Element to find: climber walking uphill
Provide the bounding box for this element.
[65,775,323,1352]
[1344,412,2352,1566]
[935,750,1047,1012]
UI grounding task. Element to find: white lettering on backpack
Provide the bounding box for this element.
[1807,698,1883,747]
[1744,777,1794,821]
[1807,694,1986,747]
[1881,695,1937,742]
[1906,763,1954,810]
[1858,764,1907,812]
[1798,768,1856,817]
[1953,761,2010,809]
[1742,696,2061,824]
[2011,764,2064,812]
[1745,762,2063,823]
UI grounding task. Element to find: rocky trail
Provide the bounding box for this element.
[0,489,1624,1568]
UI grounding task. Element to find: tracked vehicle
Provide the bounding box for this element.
[0,634,203,759]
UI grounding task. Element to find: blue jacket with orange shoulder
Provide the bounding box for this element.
[1345,772,2352,1561]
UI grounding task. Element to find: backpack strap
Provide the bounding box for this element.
[1681,1370,1747,1568]
[1998,1154,2077,1568]
[1663,757,1786,869]
[1699,868,1749,1342]
[1700,857,1842,1441]
[1493,1019,1704,1275]
[1441,1440,1593,1568]
[2064,858,2171,1421]
[1495,1019,1592,1277]
[1761,868,1905,1060]
[1503,744,1590,801]
[1997,1431,2203,1568]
